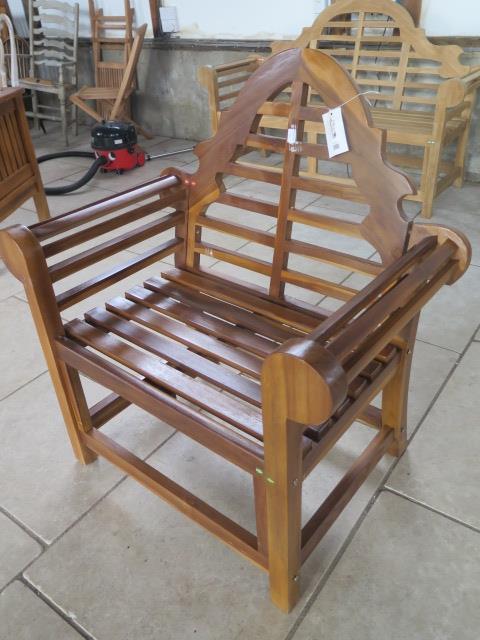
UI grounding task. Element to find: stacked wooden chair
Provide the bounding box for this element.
[70,23,150,138]
[19,0,79,146]
[199,0,480,218]
[0,48,470,611]
[87,0,135,120]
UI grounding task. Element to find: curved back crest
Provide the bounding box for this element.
[272,0,470,80]
[186,48,414,280]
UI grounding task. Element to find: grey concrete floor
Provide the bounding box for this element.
[1,124,480,640]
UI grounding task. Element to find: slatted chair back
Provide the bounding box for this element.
[28,0,79,81]
[88,0,134,118]
[183,47,418,309]
[272,0,470,114]
[2,35,30,81]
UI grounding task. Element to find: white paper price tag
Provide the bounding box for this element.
[322,106,349,158]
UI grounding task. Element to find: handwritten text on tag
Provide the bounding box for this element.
[322,106,349,158]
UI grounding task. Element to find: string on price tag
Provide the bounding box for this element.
[322,90,377,158]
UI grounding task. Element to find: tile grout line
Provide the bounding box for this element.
[44,429,179,550]
[285,320,480,640]
[0,370,48,404]
[0,429,178,598]
[0,505,47,550]
[382,487,480,535]
[19,575,98,640]
[380,320,480,488]
[415,337,462,354]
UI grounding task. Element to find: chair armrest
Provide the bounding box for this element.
[0,175,187,310]
[262,230,470,427]
[198,56,264,133]
[197,56,264,90]
[460,66,480,92]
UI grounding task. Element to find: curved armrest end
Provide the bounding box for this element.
[0,224,43,283]
[262,338,348,425]
[409,223,472,283]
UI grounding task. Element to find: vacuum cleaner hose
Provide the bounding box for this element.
[37,151,107,195]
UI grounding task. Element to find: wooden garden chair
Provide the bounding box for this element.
[88,0,135,120]
[70,23,151,139]
[19,0,79,147]
[0,48,470,612]
[0,87,50,223]
[199,0,480,218]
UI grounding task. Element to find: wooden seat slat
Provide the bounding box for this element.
[84,307,262,406]
[104,296,262,378]
[162,268,320,332]
[65,319,264,438]
[126,283,280,355]
[143,277,298,343]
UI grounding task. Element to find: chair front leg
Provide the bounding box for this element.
[263,406,303,612]
[382,316,419,457]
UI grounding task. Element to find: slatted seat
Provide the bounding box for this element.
[199,0,480,218]
[0,48,470,613]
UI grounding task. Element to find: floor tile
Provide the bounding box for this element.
[0,513,41,589]
[427,206,480,267]
[416,264,480,353]
[293,492,480,640]
[0,581,82,640]
[0,373,174,543]
[406,339,458,432]
[0,297,47,400]
[386,342,480,529]
[433,182,480,214]
[25,422,395,640]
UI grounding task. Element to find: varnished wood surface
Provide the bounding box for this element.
[0,88,50,223]
[0,47,471,614]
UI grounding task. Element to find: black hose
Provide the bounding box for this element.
[37,151,107,195]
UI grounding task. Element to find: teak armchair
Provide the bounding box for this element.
[199,0,480,219]
[70,23,151,138]
[0,48,470,612]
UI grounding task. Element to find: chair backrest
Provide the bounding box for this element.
[2,35,29,81]
[182,48,417,306]
[28,0,79,75]
[88,0,134,88]
[273,0,470,113]
[111,23,146,119]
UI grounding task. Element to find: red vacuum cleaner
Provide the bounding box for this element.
[37,121,193,195]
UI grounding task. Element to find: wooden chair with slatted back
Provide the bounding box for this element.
[0,87,49,222]
[0,48,470,612]
[88,0,135,120]
[19,0,79,147]
[199,0,480,219]
[70,23,151,139]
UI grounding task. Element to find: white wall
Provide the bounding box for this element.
[77,0,480,38]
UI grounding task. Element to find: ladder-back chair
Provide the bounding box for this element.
[19,0,79,146]
[0,48,470,612]
[70,23,150,138]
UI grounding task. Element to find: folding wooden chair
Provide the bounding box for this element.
[88,0,135,120]
[70,23,151,138]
